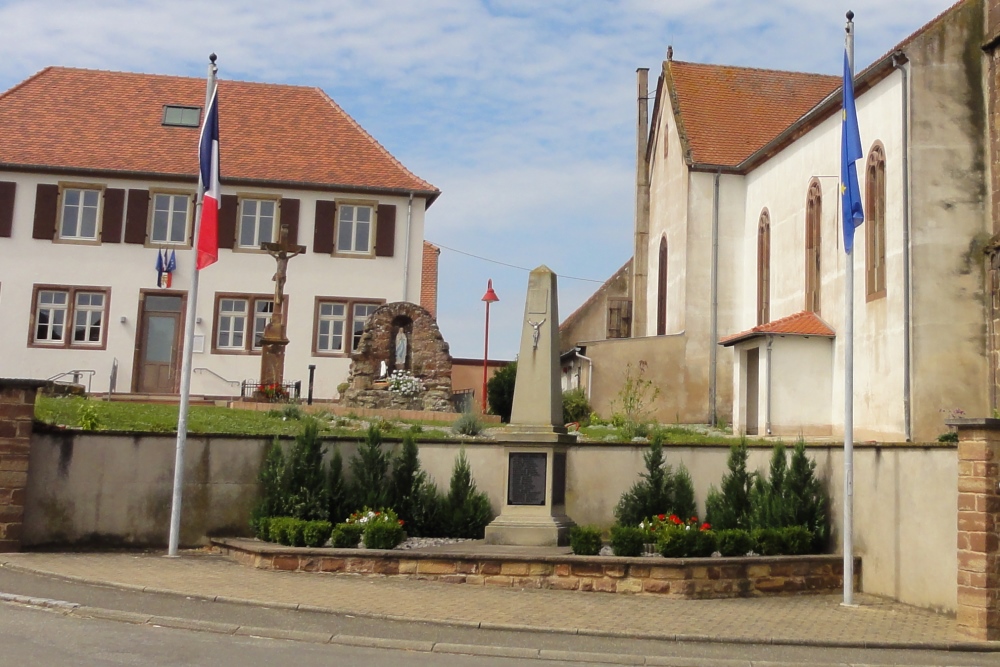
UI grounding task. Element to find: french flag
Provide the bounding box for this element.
[196,85,220,269]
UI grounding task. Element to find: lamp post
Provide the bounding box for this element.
[481,279,499,413]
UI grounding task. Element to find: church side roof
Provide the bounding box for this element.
[719,310,835,347]
[666,61,839,168]
[0,67,439,201]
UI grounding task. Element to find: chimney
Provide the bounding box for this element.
[420,241,440,318]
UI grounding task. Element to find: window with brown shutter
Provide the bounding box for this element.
[0,181,15,238]
[375,204,396,257]
[32,183,59,240]
[757,209,771,325]
[865,143,887,301]
[218,194,238,250]
[804,180,822,313]
[607,298,632,339]
[280,198,300,244]
[313,200,336,253]
[123,189,149,244]
[101,189,125,243]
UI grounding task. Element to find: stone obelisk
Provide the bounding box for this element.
[485,265,575,546]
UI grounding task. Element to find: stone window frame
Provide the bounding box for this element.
[147,189,195,247]
[334,200,378,258]
[210,292,276,355]
[311,296,385,357]
[55,181,106,246]
[865,142,887,302]
[757,208,771,326]
[234,195,281,252]
[27,283,111,350]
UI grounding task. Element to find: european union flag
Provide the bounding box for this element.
[841,50,865,254]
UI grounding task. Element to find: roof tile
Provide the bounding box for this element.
[719,310,835,346]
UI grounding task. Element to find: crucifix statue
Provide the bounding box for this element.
[256,223,306,399]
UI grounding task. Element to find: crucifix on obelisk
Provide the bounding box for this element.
[258,223,305,394]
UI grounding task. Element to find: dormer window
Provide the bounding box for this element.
[162,105,201,127]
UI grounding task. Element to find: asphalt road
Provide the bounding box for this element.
[1,566,998,666]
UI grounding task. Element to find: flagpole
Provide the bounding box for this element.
[168,54,217,557]
[843,11,856,607]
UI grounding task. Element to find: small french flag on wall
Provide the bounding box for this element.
[196,85,220,269]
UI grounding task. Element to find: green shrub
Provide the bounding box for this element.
[781,525,814,555]
[78,401,101,431]
[705,438,754,531]
[332,523,363,548]
[452,412,485,437]
[749,443,793,531]
[268,517,306,547]
[445,449,493,538]
[407,478,447,538]
[268,517,290,545]
[252,515,272,541]
[389,433,445,537]
[609,524,647,557]
[302,520,333,548]
[348,424,391,511]
[658,526,715,558]
[363,521,405,550]
[487,361,517,422]
[672,464,697,522]
[326,447,349,524]
[614,437,674,527]
[752,528,784,556]
[786,440,828,552]
[569,525,603,555]
[283,420,329,521]
[562,388,591,425]
[287,518,306,547]
[715,529,754,557]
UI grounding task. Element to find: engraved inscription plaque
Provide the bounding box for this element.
[527,288,548,315]
[551,452,566,506]
[507,452,547,506]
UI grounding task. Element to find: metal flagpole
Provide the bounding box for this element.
[168,55,218,557]
[843,11,856,607]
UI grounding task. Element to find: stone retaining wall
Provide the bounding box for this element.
[212,538,858,600]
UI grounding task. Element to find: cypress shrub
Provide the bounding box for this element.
[445,449,493,538]
[283,420,329,521]
[672,463,697,522]
[348,424,391,511]
[786,440,828,552]
[704,438,755,530]
[250,438,286,538]
[487,361,517,422]
[749,443,794,530]
[326,447,349,525]
[614,436,674,526]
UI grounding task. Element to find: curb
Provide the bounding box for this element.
[2,560,999,654]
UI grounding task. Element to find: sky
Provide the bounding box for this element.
[0,0,957,360]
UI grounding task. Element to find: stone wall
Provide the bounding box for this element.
[214,537,856,600]
[342,302,454,412]
[0,380,46,552]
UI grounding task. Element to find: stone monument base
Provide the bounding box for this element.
[484,514,575,547]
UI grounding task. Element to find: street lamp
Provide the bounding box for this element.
[481,279,500,413]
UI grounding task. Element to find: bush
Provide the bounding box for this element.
[253,515,272,541]
[283,420,329,521]
[452,412,485,437]
[715,529,754,557]
[363,521,405,550]
[752,527,784,556]
[388,433,446,537]
[786,440,828,552]
[749,443,793,531]
[614,437,674,526]
[704,438,754,531]
[569,525,603,555]
[78,401,101,431]
[562,388,591,425]
[348,424,391,511]
[332,523,364,548]
[268,517,306,547]
[487,361,517,422]
[250,438,286,535]
[780,525,814,555]
[445,449,493,538]
[302,520,333,548]
[609,524,647,557]
[672,464,697,522]
[268,517,290,545]
[658,526,715,558]
[326,447,349,525]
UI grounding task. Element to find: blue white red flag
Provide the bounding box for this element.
[155,249,165,287]
[841,50,865,254]
[197,85,220,269]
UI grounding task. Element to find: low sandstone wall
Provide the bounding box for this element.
[212,538,857,600]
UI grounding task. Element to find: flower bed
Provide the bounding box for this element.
[212,537,858,599]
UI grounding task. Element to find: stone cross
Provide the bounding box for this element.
[257,223,306,396]
[261,223,306,326]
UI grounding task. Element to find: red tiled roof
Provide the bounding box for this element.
[667,61,838,167]
[719,310,835,346]
[0,67,438,198]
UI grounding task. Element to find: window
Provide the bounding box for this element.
[336,204,374,254]
[162,105,201,127]
[757,209,770,325]
[30,285,109,349]
[238,199,276,249]
[313,298,384,356]
[805,181,822,313]
[865,143,887,300]
[213,294,276,353]
[607,298,632,339]
[59,187,101,241]
[150,193,191,244]
[657,236,668,335]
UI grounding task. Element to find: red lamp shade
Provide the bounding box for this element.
[481,279,499,303]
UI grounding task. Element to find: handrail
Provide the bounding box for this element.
[47,369,96,393]
[193,367,241,387]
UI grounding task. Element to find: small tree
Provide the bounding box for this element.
[282,419,329,521]
[487,361,517,422]
[250,438,285,535]
[562,388,591,425]
[389,431,446,534]
[614,435,674,526]
[348,424,391,511]
[445,449,493,538]
[786,439,828,550]
[326,446,349,524]
[749,443,793,530]
[704,438,755,530]
[672,463,697,521]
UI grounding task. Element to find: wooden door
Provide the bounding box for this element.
[136,294,183,394]
[745,347,759,436]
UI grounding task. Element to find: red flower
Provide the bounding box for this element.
[657,514,666,521]
[669,514,681,525]
[701,522,711,531]
[398,520,405,526]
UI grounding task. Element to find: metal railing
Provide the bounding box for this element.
[240,379,302,402]
[47,369,95,393]
[193,367,242,388]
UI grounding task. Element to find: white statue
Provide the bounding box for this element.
[378,360,388,379]
[395,329,408,368]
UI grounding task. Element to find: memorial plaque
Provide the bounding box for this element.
[507,452,547,506]
[551,452,566,506]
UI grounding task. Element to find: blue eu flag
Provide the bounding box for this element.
[841,50,865,254]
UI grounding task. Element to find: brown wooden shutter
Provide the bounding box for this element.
[123,189,149,244]
[375,204,396,257]
[313,200,336,254]
[32,183,59,240]
[0,181,15,238]
[218,194,238,250]
[280,198,300,244]
[101,188,125,243]
[621,299,632,338]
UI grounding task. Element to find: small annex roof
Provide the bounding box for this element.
[666,61,839,168]
[0,67,439,201]
[719,310,835,347]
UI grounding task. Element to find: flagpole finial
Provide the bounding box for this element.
[846,10,854,21]
[209,53,217,65]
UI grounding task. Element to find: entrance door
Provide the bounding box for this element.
[136,294,183,394]
[745,347,759,436]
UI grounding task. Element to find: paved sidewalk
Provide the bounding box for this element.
[0,550,987,651]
